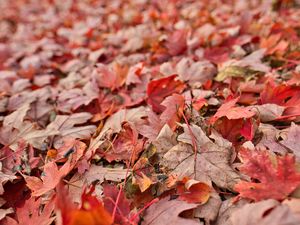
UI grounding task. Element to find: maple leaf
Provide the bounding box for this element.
[56,184,113,225]
[204,47,230,64]
[256,124,287,154]
[160,94,185,130]
[147,75,185,113]
[102,122,144,164]
[231,199,300,225]
[25,160,73,197]
[177,125,241,190]
[280,123,300,159]
[142,198,199,225]
[0,141,40,174]
[235,148,300,201]
[46,112,96,148]
[214,117,257,143]
[260,33,289,56]
[139,110,163,141]
[103,184,132,225]
[3,197,55,225]
[176,178,211,204]
[174,58,216,85]
[165,30,187,56]
[57,81,99,113]
[3,103,30,130]
[93,63,127,90]
[260,82,300,119]
[132,156,157,192]
[87,107,147,160]
[210,97,256,124]
[0,121,59,151]
[250,103,285,122]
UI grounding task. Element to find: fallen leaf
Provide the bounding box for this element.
[215,66,251,82]
[25,160,73,197]
[194,191,222,223]
[142,198,199,225]
[0,208,13,221]
[103,184,131,225]
[256,124,287,154]
[147,75,185,113]
[166,30,187,56]
[177,178,211,204]
[231,199,300,225]
[46,112,96,148]
[4,197,55,225]
[235,148,300,201]
[250,104,285,122]
[56,184,113,225]
[280,123,300,159]
[84,165,129,184]
[215,199,247,225]
[103,123,144,164]
[0,172,17,195]
[210,97,256,124]
[177,125,241,190]
[160,94,185,130]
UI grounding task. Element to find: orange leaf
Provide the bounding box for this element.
[56,184,113,225]
[177,178,211,204]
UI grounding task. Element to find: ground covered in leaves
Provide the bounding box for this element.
[1,0,300,224]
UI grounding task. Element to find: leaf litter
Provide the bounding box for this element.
[1,0,300,224]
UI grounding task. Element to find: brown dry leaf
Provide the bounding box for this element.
[283,198,300,215]
[89,106,147,153]
[66,166,129,203]
[194,191,222,223]
[142,198,199,225]
[84,165,129,184]
[230,199,300,225]
[280,123,300,159]
[250,104,285,122]
[215,199,248,225]
[256,124,287,154]
[0,122,59,150]
[3,103,30,129]
[161,142,194,171]
[153,124,177,156]
[177,124,241,190]
[46,112,96,148]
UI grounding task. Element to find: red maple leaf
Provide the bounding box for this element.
[160,94,185,130]
[214,117,257,143]
[103,184,135,225]
[103,123,144,164]
[147,75,185,113]
[260,81,300,119]
[235,148,300,201]
[210,97,256,124]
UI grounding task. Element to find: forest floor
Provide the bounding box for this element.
[1,0,300,225]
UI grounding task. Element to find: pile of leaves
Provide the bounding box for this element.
[1,0,300,224]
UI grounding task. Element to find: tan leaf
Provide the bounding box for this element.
[142,198,199,225]
[177,124,241,190]
[231,199,300,225]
